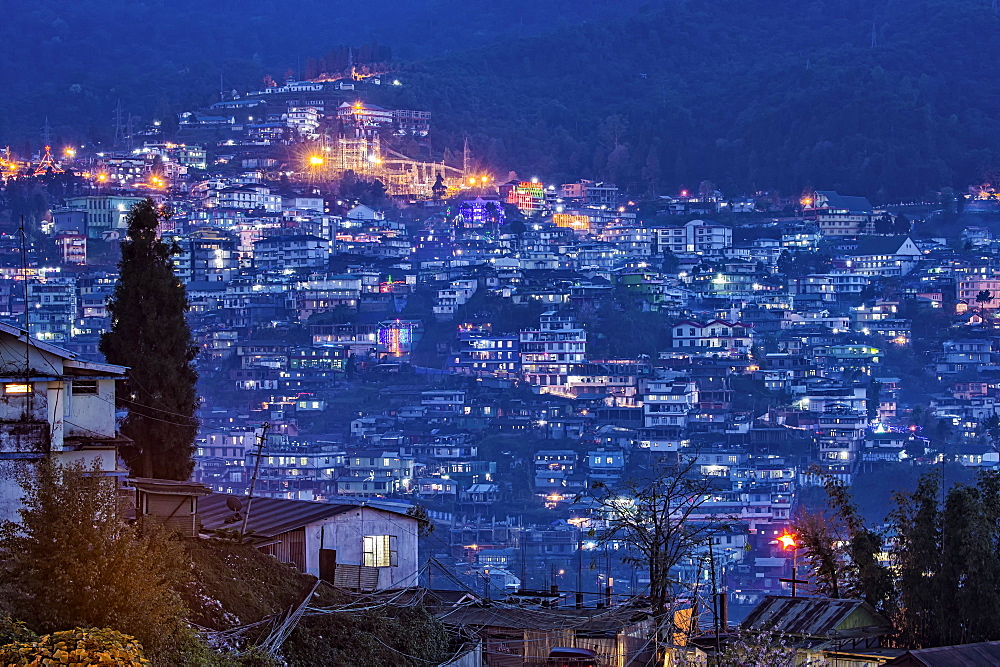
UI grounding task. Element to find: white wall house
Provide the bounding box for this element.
[198,494,420,590]
[0,322,129,522]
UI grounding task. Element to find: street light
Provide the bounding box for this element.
[777,530,804,597]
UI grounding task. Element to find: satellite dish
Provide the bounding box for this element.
[226,496,243,512]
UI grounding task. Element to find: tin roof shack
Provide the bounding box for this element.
[129,478,212,537]
[884,640,1000,666]
[435,605,654,667]
[198,494,419,591]
[740,596,894,665]
[0,322,130,523]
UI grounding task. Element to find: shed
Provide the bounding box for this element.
[129,477,212,537]
[884,640,1000,666]
[741,595,892,659]
[198,493,420,591]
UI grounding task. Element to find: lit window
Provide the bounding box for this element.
[4,383,31,395]
[363,535,398,567]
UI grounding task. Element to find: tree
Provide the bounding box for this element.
[874,212,894,235]
[794,470,894,614]
[976,289,993,312]
[0,460,189,661]
[582,456,726,646]
[893,213,911,234]
[100,199,199,479]
[890,472,942,647]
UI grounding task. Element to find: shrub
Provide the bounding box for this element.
[0,627,149,666]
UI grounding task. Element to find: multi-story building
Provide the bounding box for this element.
[519,312,587,390]
[253,235,328,271]
[28,277,77,343]
[173,230,239,283]
[806,191,874,237]
[500,180,546,216]
[816,407,867,466]
[450,329,520,376]
[671,320,753,357]
[958,270,1000,308]
[64,195,144,240]
[653,219,732,255]
[642,378,698,429]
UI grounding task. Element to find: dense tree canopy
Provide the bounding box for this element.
[400,0,1000,200]
[100,199,199,480]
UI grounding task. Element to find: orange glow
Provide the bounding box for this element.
[96,173,108,183]
[777,531,797,550]
[308,156,324,166]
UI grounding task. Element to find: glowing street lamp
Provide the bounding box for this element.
[777,531,797,551]
[777,530,805,597]
[308,155,324,167]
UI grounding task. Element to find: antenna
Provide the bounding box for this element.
[871,22,878,49]
[41,117,52,148]
[113,100,124,147]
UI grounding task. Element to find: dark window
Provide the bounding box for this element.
[72,380,98,395]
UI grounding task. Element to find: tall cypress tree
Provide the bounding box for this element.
[100,199,198,480]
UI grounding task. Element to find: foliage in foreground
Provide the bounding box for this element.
[0,461,189,662]
[795,468,1000,649]
[0,627,150,666]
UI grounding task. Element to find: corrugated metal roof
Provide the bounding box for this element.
[198,493,357,537]
[436,605,648,633]
[741,596,889,638]
[886,640,1000,666]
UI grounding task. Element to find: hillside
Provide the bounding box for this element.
[395,0,1000,200]
[0,0,647,144]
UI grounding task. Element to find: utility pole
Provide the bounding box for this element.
[18,217,32,414]
[241,422,270,539]
[709,540,720,657]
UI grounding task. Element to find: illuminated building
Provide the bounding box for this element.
[806,190,876,237]
[552,213,590,231]
[457,197,505,227]
[377,319,422,358]
[500,180,546,216]
[54,232,86,266]
[337,101,394,129]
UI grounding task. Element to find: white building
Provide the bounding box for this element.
[0,322,129,523]
[671,320,753,357]
[654,219,733,255]
[520,312,587,390]
[198,494,420,590]
[642,379,698,429]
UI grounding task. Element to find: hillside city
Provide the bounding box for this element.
[2,67,1000,665]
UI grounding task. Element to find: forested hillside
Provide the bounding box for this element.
[5,0,1000,200]
[0,0,644,144]
[397,0,1000,199]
